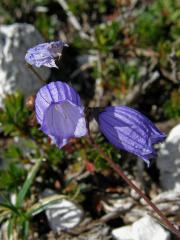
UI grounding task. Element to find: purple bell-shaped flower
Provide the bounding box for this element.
[98,106,166,166]
[25,41,68,68]
[35,81,87,148]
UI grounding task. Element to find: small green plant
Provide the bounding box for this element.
[0,92,32,137]
[164,88,180,118]
[0,158,65,239]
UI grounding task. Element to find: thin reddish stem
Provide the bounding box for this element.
[26,63,46,83]
[88,138,180,237]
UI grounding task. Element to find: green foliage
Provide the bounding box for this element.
[95,21,121,53]
[73,34,93,51]
[0,158,67,239]
[164,88,180,118]
[0,92,31,136]
[70,0,180,104]
[0,92,45,143]
[34,12,58,40]
[0,0,180,237]
[45,146,64,166]
[16,158,42,208]
[1,0,58,39]
[0,158,42,239]
[134,0,180,47]
[86,136,121,171]
[0,91,69,238]
[99,57,140,91]
[134,12,164,47]
[0,163,26,193]
[0,5,12,23]
[68,0,116,19]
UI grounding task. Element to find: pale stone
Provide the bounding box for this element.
[157,124,180,192]
[112,226,133,240]
[42,189,83,233]
[112,216,170,240]
[132,216,170,240]
[102,195,133,213]
[0,23,50,106]
[45,199,83,232]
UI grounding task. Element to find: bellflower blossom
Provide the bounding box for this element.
[98,106,166,166]
[35,81,87,148]
[25,40,68,68]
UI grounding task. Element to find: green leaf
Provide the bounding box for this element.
[22,220,29,240]
[27,194,66,217]
[0,202,19,215]
[16,158,43,208]
[7,218,14,240]
[0,163,26,193]
[0,207,11,222]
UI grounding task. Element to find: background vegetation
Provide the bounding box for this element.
[0,0,179,239]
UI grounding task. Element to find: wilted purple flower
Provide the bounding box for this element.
[98,106,166,166]
[25,40,68,68]
[35,81,87,148]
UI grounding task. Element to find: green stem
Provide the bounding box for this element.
[88,137,180,237]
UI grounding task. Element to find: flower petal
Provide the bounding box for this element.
[41,101,87,139]
[98,106,165,165]
[25,41,68,68]
[35,81,81,125]
[35,81,87,148]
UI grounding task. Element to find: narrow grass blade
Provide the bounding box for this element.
[16,158,42,208]
[27,194,66,217]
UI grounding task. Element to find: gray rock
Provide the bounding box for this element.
[112,216,170,240]
[152,190,180,217]
[41,189,83,233]
[0,23,50,106]
[157,124,180,192]
[45,199,83,233]
[132,216,170,240]
[112,225,133,240]
[102,195,133,213]
[53,222,111,240]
